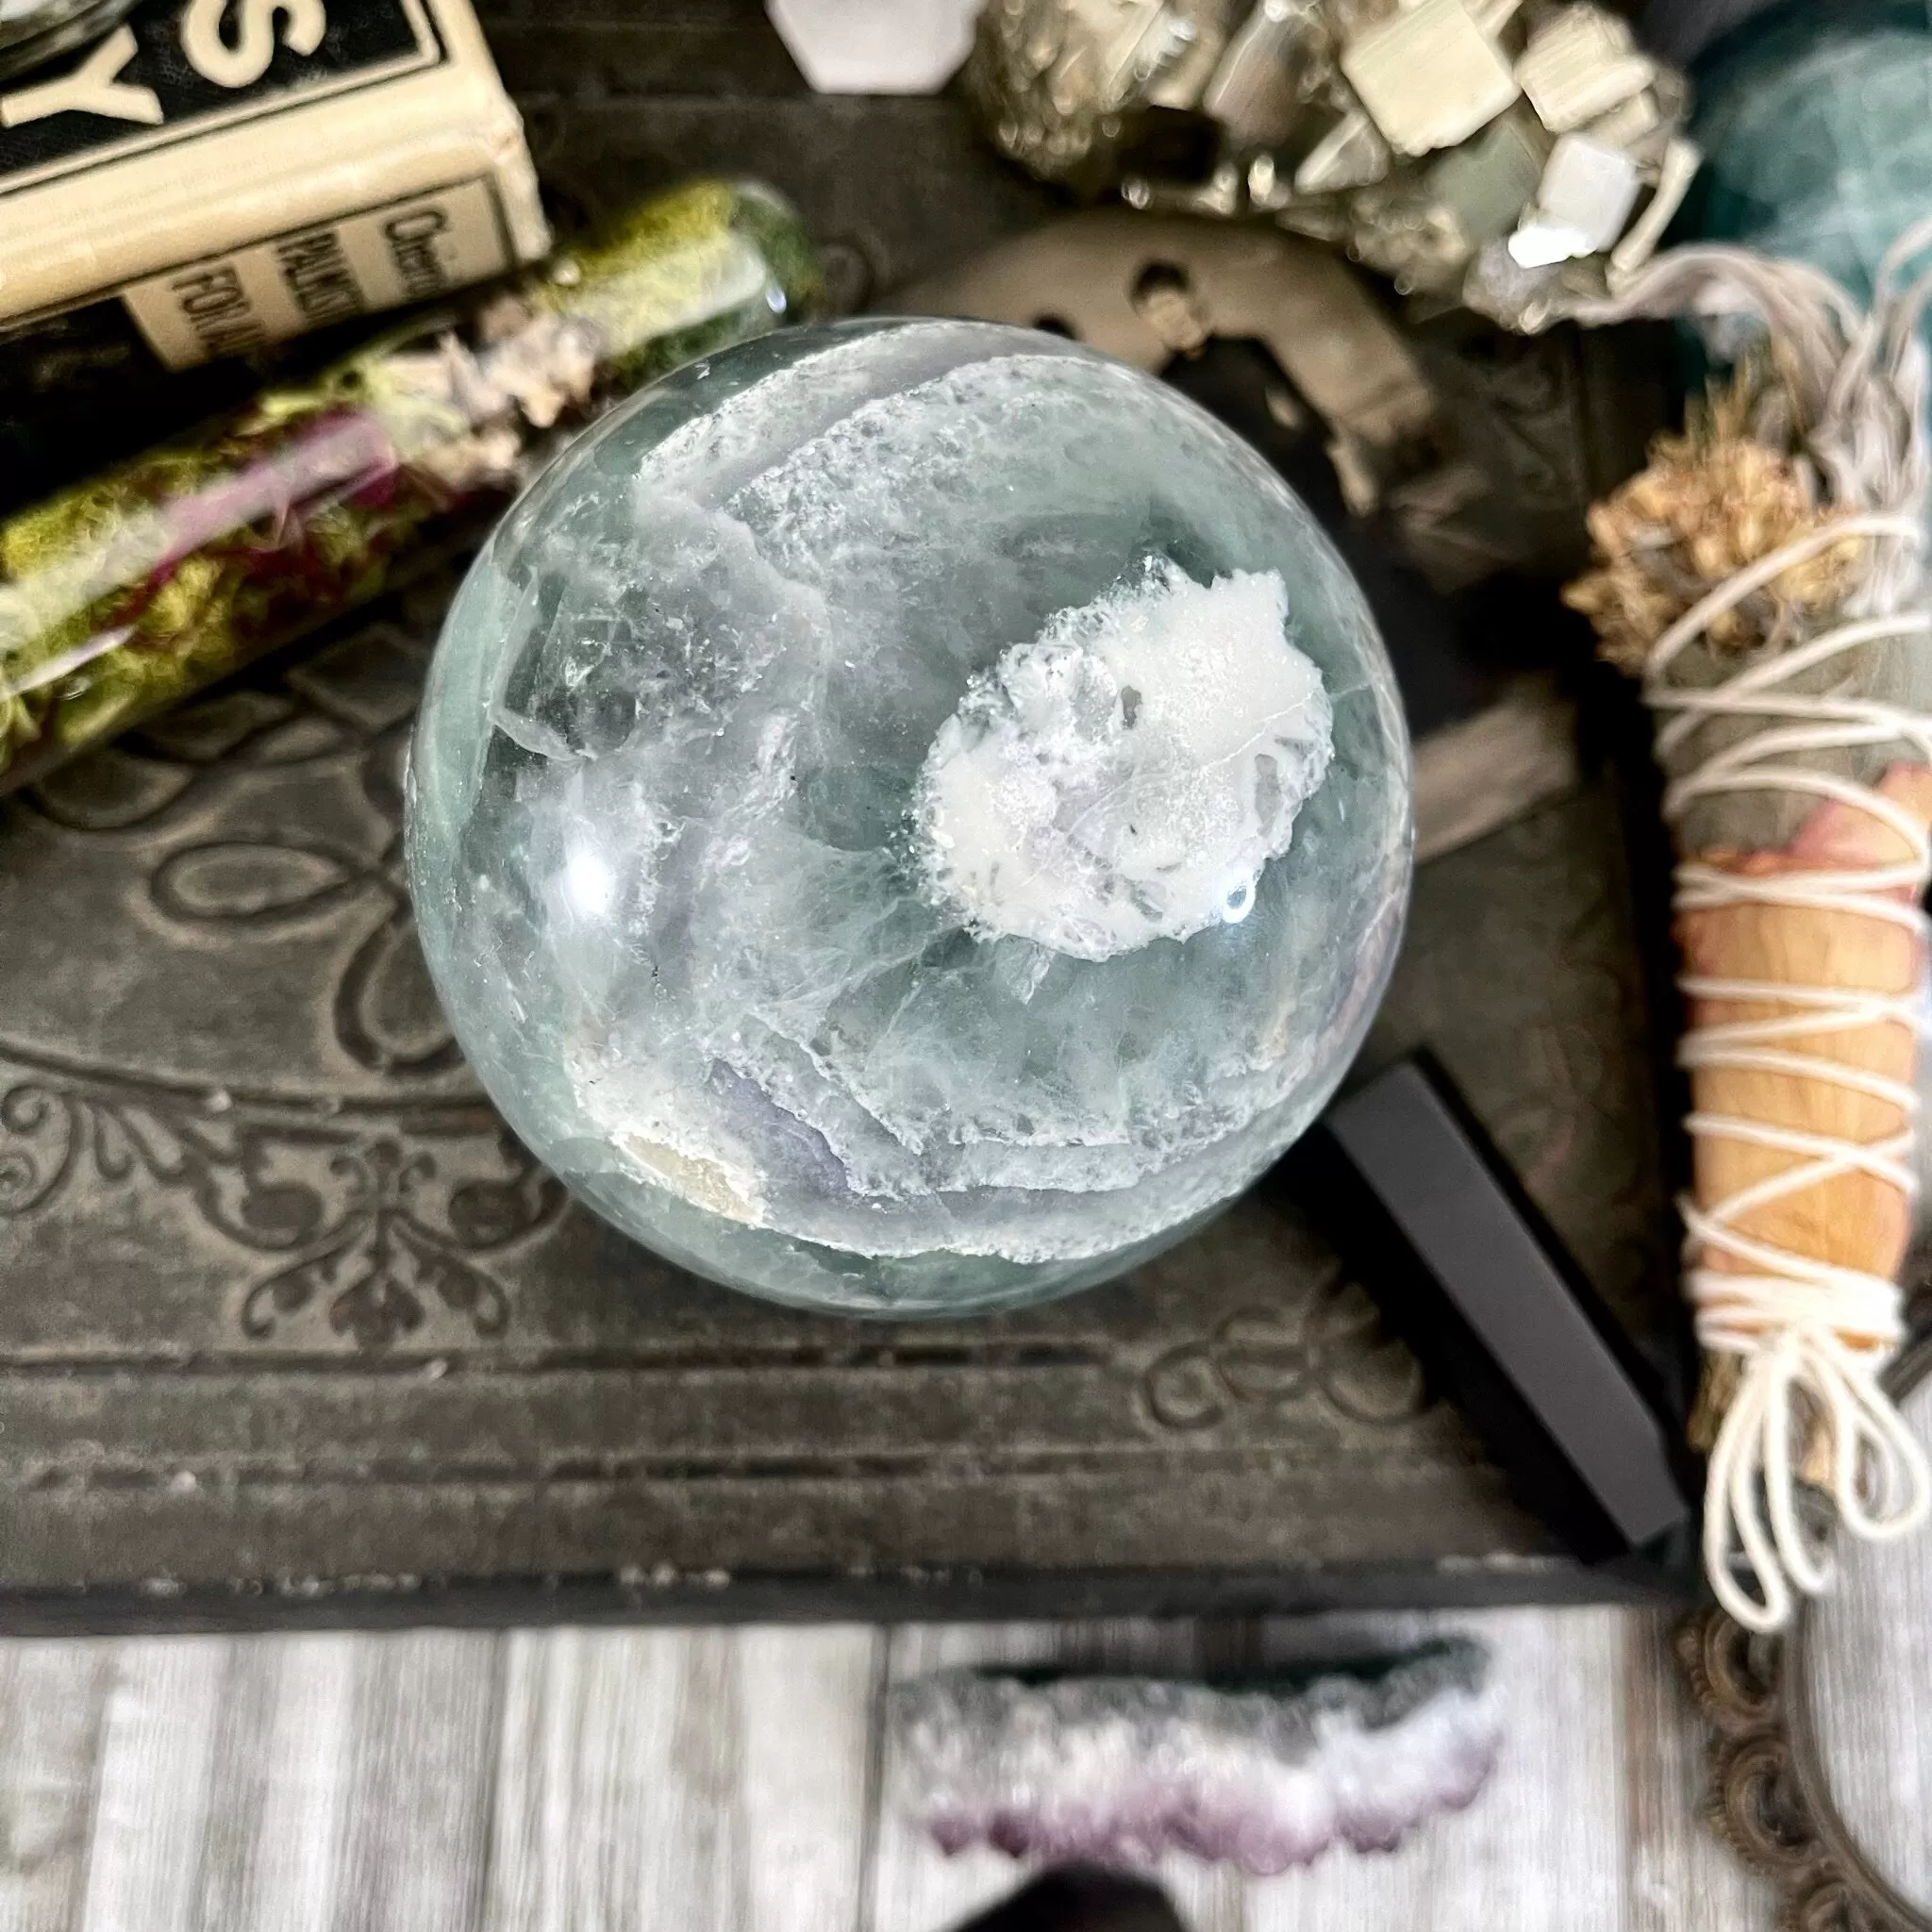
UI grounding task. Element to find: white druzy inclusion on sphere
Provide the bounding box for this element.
[407,319,1412,1313]
[918,561,1334,959]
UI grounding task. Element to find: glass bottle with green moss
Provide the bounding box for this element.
[0,178,822,792]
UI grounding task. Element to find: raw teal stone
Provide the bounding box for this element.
[406,319,1411,1314]
[1687,0,1932,315]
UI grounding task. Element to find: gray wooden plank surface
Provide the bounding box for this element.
[1622,1612,1774,1932]
[482,1626,878,1932]
[189,1636,359,1932]
[0,1607,1820,1932]
[0,1640,111,1932]
[334,1634,507,1932]
[1800,1373,1932,1907]
[75,1640,228,1932]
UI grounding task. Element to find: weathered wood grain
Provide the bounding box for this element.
[1621,1612,1774,1932]
[75,1640,228,1932]
[481,1626,877,1932]
[187,1636,358,1932]
[1801,1374,1932,1907]
[0,1607,1875,1932]
[0,1640,112,1932]
[736,1627,881,1932]
[332,1634,506,1932]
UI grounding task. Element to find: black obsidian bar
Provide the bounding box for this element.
[1293,1055,1695,1574]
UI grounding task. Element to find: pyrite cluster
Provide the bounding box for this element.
[966,0,1698,329]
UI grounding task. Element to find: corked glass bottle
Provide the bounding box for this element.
[0,177,822,792]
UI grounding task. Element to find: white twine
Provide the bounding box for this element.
[1644,515,1932,1632]
[1590,221,1932,1631]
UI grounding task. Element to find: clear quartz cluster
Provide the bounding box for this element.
[407,320,1410,1313]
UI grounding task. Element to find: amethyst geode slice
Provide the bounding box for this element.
[889,1638,1504,1875]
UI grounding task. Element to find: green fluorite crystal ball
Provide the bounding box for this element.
[407,319,1412,1313]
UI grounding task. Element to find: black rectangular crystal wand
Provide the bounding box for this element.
[1296,1054,1694,1574]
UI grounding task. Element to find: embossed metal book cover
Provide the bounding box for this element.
[0,3,1687,1626]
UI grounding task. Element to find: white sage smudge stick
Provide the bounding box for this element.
[1562,223,1932,1632]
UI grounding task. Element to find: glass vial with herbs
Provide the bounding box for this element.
[0,177,822,792]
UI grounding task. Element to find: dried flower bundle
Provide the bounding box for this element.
[1565,370,1865,672]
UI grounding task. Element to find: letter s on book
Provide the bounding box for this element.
[181,0,327,89]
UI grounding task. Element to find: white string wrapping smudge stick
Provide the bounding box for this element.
[1569,222,1932,1632]
[1652,512,1932,1632]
